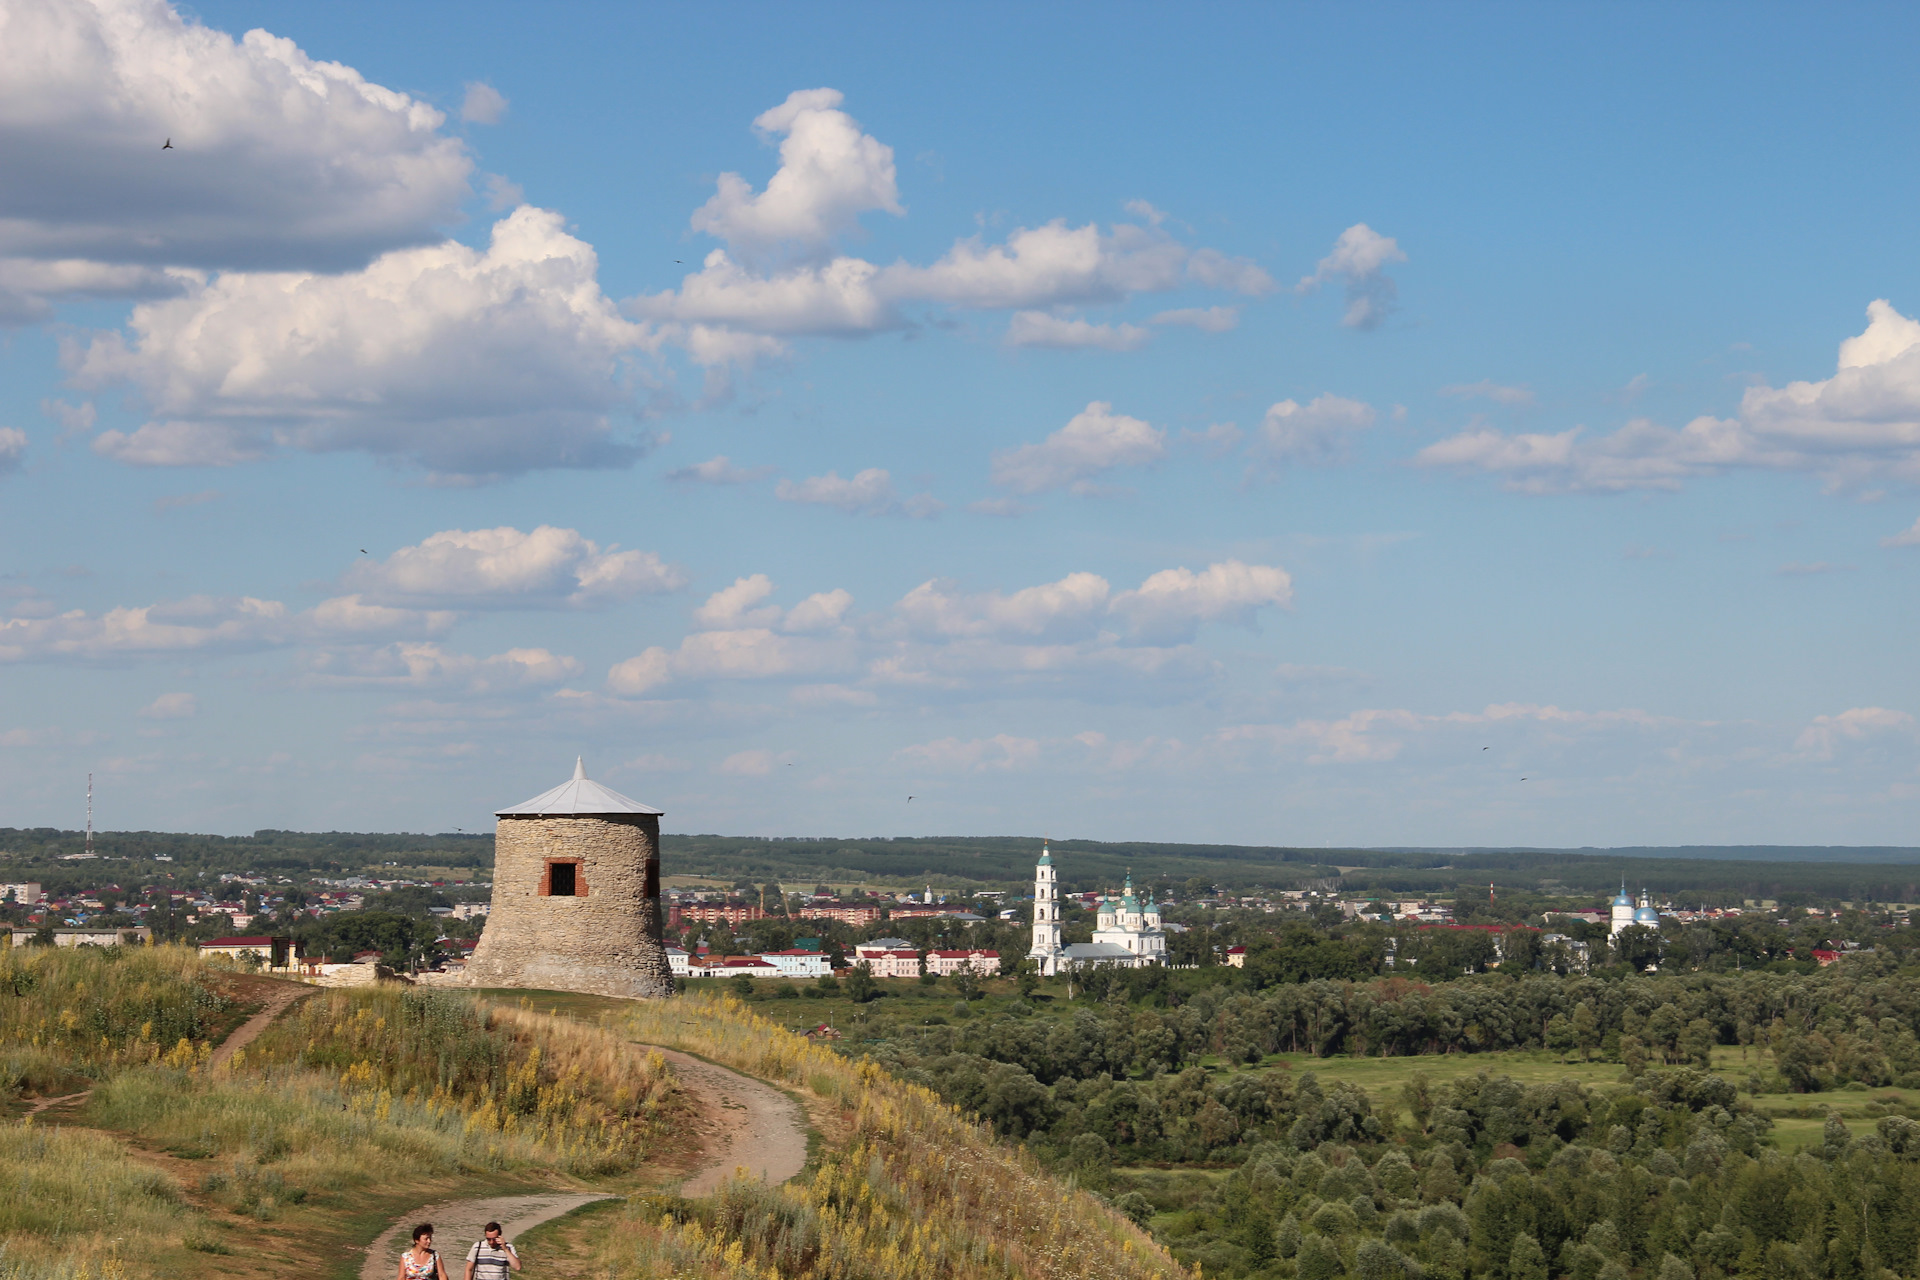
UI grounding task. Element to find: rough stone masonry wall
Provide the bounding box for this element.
[463,813,673,999]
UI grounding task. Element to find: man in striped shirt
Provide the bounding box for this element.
[464,1223,520,1280]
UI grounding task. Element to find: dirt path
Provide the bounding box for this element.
[357,1193,613,1280]
[208,981,309,1071]
[638,1044,809,1195]
[355,1030,809,1277]
[25,1089,90,1117]
[17,982,308,1123]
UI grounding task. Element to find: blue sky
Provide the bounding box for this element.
[4,1,1920,845]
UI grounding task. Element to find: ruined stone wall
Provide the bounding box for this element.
[462,813,673,999]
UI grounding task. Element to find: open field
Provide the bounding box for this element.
[357,864,485,883]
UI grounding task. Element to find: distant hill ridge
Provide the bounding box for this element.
[4,827,1917,899]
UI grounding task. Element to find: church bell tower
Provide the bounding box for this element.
[1029,841,1063,976]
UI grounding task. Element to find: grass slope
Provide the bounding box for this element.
[0,949,698,1280]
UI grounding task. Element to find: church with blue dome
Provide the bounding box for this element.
[1609,882,1662,938]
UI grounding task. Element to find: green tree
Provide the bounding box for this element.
[1068,1131,1111,1171]
[1681,1018,1716,1067]
[1546,1014,1574,1060]
[1614,924,1663,971]
[844,964,878,1003]
[1298,1234,1343,1280]
[1572,1001,1600,1061]
[1510,1233,1549,1280]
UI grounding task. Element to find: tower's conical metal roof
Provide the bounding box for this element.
[495,757,664,817]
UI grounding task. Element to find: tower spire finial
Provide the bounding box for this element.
[573,755,586,781]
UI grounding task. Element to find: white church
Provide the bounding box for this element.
[1029,842,1167,975]
[1610,883,1662,938]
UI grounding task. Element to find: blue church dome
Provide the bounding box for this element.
[1633,905,1660,925]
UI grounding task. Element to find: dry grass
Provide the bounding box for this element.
[601,992,1191,1280]
[0,953,693,1279]
[238,986,680,1173]
[0,1122,206,1280]
[0,946,235,1102]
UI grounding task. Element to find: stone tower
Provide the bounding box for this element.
[463,758,673,999]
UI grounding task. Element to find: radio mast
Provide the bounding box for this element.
[86,773,94,859]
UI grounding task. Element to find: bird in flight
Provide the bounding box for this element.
[161,138,172,149]
[1482,746,1489,751]
[907,795,914,802]
[359,548,368,555]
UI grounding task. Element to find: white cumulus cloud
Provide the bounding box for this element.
[1248,395,1376,471]
[0,427,25,475]
[693,575,784,629]
[667,455,775,485]
[1110,560,1293,644]
[460,82,508,125]
[1297,223,1406,330]
[626,93,1274,348]
[1882,516,1920,548]
[0,592,450,664]
[990,402,1165,494]
[1794,706,1915,759]
[302,643,578,693]
[775,468,941,517]
[0,258,194,326]
[1419,301,1920,495]
[1004,311,1150,351]
[75,207,660,480]
[0,0,470,274]
[691,88,903,260]
[137,691,196,720]
[345,526,684,608]
[892,573,1113,642]
[607,628,845,697]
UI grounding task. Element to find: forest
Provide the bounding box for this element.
[831,956,1920,1280]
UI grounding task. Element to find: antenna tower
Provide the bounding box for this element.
[86,773,94,859]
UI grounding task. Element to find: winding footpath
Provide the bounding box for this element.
[22,979,310,1121]
[208,981,309,1071]
[638,1044,809,1196]
[358,1042,810,1277]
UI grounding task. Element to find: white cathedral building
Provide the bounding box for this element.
[1609,883,1662,939]
[1029,842,1167,975]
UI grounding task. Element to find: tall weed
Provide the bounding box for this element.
[0,946,232,1087]
[604,993,1186,1280]
[0,1122,201,1280]
[241,987,679,1171]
